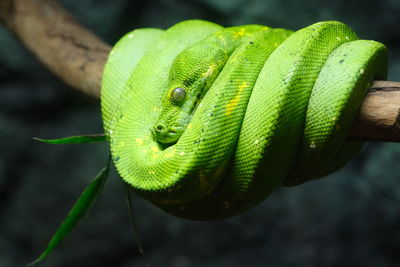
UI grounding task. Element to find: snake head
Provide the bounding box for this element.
[152,65,213,145]
[152,33,233,145]
[152,85,192,144]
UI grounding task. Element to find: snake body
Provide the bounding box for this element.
[101,20,387,220]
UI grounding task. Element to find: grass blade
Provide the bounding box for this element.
[124,183,151,267]
[33,134,106,144]
[28,157,110,266]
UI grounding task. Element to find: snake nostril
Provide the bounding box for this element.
[155,124,165,132]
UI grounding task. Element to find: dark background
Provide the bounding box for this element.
[1,0,400,266]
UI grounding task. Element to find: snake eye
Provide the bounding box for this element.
[171,87,186,103]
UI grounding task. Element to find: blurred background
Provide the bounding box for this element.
[1,0,400,266]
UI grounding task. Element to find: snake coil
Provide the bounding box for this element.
[101,20,387,220]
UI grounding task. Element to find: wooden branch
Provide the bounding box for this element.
[0,0,110,97]
[1,0,399,142]
[349,81,400,142]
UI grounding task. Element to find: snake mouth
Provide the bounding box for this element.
[152,123,184,144]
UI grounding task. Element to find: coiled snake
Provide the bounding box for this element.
[101,20,387,220]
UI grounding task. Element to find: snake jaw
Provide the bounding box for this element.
[152,122,185,144]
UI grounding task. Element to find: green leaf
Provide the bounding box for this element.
[33,134,106,144]
[28,158,110,266]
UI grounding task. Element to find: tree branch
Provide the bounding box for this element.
[0,0,110,97]
[1,0,399,141]
[349,81,400,142]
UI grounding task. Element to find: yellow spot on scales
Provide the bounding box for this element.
[238,81,248,90]
[151,146,160,152]
[229,54,240,63]
[164,148,176,158]
[225,82,248,116]
[119,142,125,146]
[136,138,144,145]
[202,63,217,78]
[233,28,248,38]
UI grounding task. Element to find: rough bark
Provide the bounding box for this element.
[0,0,110,97]
[349,81,400,142]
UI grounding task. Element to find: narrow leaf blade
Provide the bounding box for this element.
[33,134,106,144]
[124,183,151,267]
[28,163,110,266]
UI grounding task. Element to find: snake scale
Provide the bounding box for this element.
[101,20,387,220]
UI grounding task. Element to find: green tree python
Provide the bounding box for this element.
[101,20,387,220]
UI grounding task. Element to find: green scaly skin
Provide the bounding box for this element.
[101,20,387,220]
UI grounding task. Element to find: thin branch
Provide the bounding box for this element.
[1,0,399,141]
[0,0,110,97]
[350,81,400,142]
